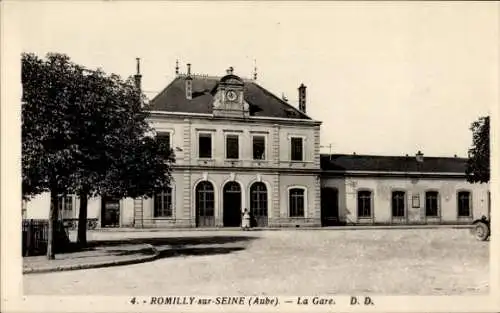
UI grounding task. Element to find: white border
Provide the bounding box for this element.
[2,2,500,312]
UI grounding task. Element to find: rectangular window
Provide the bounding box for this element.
[57,195,73,220]
[157,132,171,149]
[198,133,212,159]
[391,191,406,217]
[252,136,266,160]
[289,188,305,217]
[226,134,239,159]
[425,191,439,217]
[458,191,471,217]
[154,188,173,217]
[291,137,303,161]
[357,191,372,218]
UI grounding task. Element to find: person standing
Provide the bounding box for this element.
[241,208,251,230]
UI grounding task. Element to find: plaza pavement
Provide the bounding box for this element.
[23,243,159,274]
[23,228,489,295]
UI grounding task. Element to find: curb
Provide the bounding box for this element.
[23,244,160,275]
[87,225,473,233]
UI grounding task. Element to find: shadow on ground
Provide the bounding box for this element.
[156,246,245,258]
[62,235,258,257]
[89,235,258,247]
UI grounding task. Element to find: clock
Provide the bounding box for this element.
[226,90,238,101]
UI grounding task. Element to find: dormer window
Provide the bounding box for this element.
[212,68,248,118]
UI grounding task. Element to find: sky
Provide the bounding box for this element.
[6,1,499,157]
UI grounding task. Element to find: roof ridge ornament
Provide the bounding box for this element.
[253,59,257,80]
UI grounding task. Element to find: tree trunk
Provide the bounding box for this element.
[47,190,59,260]
[77,188,89,246]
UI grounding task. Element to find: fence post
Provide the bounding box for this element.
[26,220,32,257]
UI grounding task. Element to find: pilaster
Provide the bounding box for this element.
[133,198,143,228]
[272,124,280,166]
[182,119,194,226]
[271,174,281,225]
[313,125,321,168]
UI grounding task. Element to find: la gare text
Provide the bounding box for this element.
[146,296,373,306]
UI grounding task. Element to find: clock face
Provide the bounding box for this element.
[226,90,238,101]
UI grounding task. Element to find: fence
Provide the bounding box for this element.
[22,219,70,257]
[62,218,98,230]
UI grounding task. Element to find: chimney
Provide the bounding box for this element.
[298,83,306,113]
[185,63,193,100]
[175,59,179,75]
[134,58,142,91]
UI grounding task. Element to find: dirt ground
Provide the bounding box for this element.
[23,228,489,295]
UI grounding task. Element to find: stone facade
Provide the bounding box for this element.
[135,112,322,228]
[321,176,489,226]
[23,67,490,228]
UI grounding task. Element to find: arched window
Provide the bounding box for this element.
[457,191,471,217]
[250,182,268,217]
[196,181,215,218]
[357,190,372,218]
[425,191,439,217]
[392,191,406,217]
[289,188,305,217]
[154,187,173,217]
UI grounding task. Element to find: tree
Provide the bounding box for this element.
[22,52,175,256]
[22,53,84,259]
[466,116,490,184]
[71,70,174,245]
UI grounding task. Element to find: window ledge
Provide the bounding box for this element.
[251,160,269,165]
[224,159,243,165]
[197,159,215,165]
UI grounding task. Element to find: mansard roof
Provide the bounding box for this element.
[146,75,311,120]
[320,154,467,174]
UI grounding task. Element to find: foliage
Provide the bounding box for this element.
[466,116,490,184]
[22,53,84,198]
[22,52,174,252]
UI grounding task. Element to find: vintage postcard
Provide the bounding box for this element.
[1,1,499,312]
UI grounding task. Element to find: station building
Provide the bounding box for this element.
[24,63,490,228]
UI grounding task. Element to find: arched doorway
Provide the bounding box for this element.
[195,181,215,227]
[321,187,339,226]
[223,181,242,227]
[250,182,268,227]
